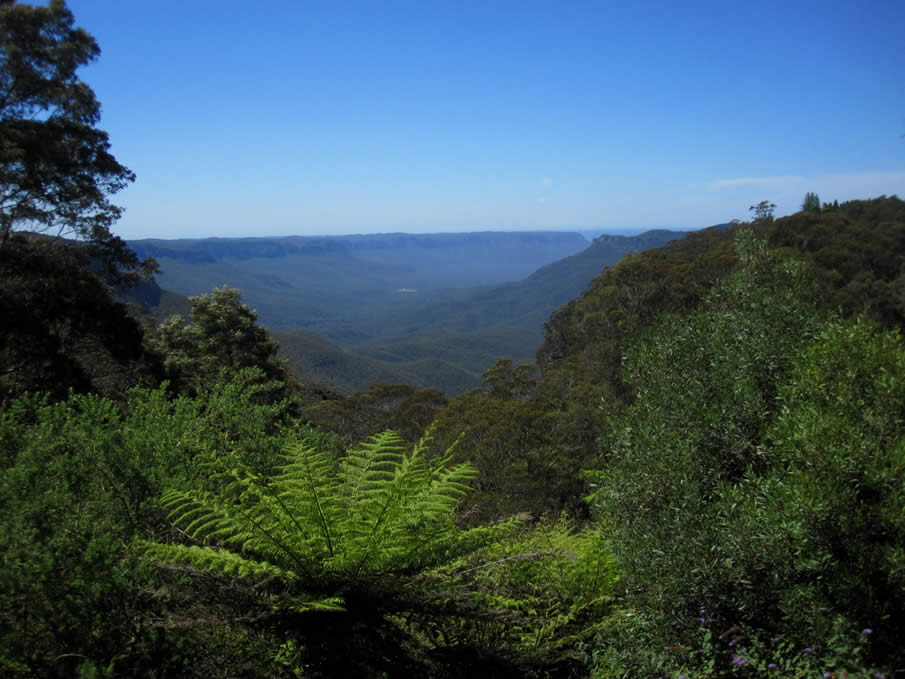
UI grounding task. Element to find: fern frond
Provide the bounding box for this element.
[341,430,407,497]
[339,430,487,575]
[426,461,478,507]
[145,427,509,611]
[273,596,346,614]
[159,487,314,578]
[140,541,294,580]
[272,442,342,559]
[342,433,430,573]
[160,489,237,542]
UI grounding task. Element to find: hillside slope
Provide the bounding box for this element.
[130,231,590,331]
[346,229,689,369]
[127,229,695,394]
[271,328,483,395]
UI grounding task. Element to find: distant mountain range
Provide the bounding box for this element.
[130,231,589,328]
[129,229,692,393]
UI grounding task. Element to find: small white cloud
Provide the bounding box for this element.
[542,177,553,186]
[537,197,546,204]
[710,175,803,189]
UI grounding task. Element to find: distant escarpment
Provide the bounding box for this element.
[128,228,694,393]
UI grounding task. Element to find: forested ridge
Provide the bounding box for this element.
[7,192,905,677]
[4,2,905,677]
[126,228,687,395]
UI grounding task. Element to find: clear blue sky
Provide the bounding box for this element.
[68,0,905,239]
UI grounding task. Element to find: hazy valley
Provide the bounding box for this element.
[129,228,689,392]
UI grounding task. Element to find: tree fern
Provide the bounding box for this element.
[143,429,518,602]
[140,430,624,676]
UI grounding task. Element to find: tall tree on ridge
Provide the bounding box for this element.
[0,0,150,281]
[801,191,822,212]
[749,200,777,224]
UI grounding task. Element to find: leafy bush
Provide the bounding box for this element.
[585,232,905,672]
[440,516,620,673]
[0,370,299,676]
[589,231,824,628]
[588,610,890,678]
[0,392,170,676]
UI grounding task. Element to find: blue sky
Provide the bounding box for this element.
[68,0,905,239]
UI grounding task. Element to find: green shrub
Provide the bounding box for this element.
[585,232,905,671]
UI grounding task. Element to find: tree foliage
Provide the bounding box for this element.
[588,230,824,626]
[749,199,777,223]
[584,231,905,676]
[0,235,158,405]
[0,0,149,280]
[301,382,447,444]
[767,195,905,327]
[801,191,821,212]
[762,319,905,647]
[148,286,289,397]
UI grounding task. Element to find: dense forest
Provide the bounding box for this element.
[3,2,905,678]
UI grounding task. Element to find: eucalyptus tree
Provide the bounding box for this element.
[149,287,289,397]
[0,0,150,279]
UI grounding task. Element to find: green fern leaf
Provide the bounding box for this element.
[140,541,294,580]
[143,428,525,616]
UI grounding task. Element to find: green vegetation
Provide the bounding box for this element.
[0,0,153,282]
[0,370,303,676]
[577,232,905,678]
[802,191,822,212]
[141,430,525,676]
[7,193,905,679]
[3,3,905,677]
[749,200,777,223]
[0,236,158,405]
[272,326,491,396]
[133,229,684,394]
[147,286,289,397]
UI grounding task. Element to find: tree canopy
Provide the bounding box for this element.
[749,199,777,223]
[801,191,821,212]
[148,286,289,396]
[0,0,146,278]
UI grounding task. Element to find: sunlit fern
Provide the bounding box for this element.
[141,429,517,610]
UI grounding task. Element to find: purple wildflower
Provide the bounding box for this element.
[862,628,873,636]
[767,664,778,670]
[731,655,748,667]
[824,673,832,678]
[803,647,814,654]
